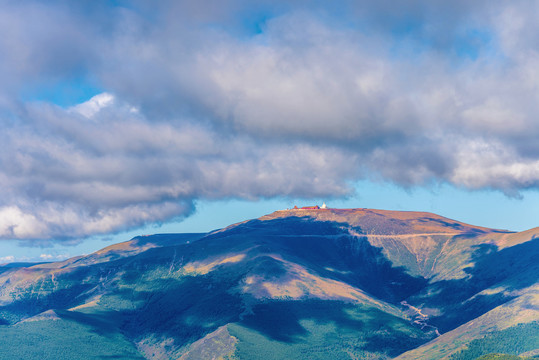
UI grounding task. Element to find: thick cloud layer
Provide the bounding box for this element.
[0,1,538,241]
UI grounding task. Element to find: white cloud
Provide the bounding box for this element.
[0,206,48,239]
[0,255,15,263]
[70,93,115,118]
[450,139,539,192]
[0,1,538,242]
[38,253,69,261]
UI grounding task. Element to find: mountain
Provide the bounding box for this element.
[0,208,537,359]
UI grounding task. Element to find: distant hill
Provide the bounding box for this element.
[0,208,537,359]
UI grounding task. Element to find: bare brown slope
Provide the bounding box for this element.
[260,208,513,279]
[261,208,502,235]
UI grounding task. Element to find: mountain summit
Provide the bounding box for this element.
[0,208,538,359]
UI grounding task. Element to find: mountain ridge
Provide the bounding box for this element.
[0,208,537,359]
[261,208,510,234]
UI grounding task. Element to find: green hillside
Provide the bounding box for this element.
[474,355,533,360]
[449,322,539,360]
[0,209,537,359]
[0,313,144,360]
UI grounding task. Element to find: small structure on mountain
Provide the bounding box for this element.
[291,204,328,210]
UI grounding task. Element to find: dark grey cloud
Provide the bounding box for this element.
[0,0,538,241]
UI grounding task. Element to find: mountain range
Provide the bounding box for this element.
[0,208,538,359]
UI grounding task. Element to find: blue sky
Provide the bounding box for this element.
[1,1,539,262]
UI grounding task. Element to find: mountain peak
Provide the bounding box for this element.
[260,207,500,235]
[0,207,536,360]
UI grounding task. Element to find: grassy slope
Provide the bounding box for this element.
[226,300,431,360]
[0,209,537,360]
[0,314,144,360]
[474,355,533,360]
[395,285,539,360]
[448,322,539,360]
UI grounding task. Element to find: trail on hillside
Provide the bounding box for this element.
[363,233,460,238]
[401,301,441,337]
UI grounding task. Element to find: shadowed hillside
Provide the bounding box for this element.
[0,208,537,359]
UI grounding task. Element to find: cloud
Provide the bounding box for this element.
[0,1,538,241]
[0,255,15,264]
[38,253,69,260]
[70,93,116,118]
[0,93,356,240]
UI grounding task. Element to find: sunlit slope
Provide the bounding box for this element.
[0,216,429,359]
[0,209,537,359]
[260,210,538,335]
[395,282,539,360]
[261,208,513,279]
[261,208,497,234]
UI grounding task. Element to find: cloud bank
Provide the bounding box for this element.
[0,0,538,241]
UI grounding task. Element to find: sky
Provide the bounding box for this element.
[1,0,539,262]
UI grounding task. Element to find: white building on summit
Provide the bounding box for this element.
[288,203,328,210]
